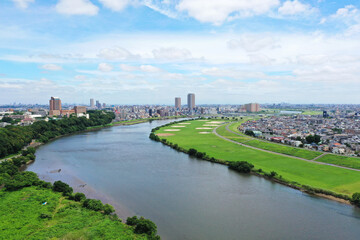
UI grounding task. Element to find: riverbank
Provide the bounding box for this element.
[152,119,360,207]
[1,114,165,239]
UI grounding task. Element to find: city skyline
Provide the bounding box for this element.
[1,1,360,104]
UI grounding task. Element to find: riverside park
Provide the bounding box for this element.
[154,118,360,198]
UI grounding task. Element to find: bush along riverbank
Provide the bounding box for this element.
[0,151,161,239]
[150,122,360,208]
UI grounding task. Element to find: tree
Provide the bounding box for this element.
[83,199,104,211]
[103,204,115,215]
[126,216,139,226]
[5,171,39,191]
[74,192,86,202]
[352,192,360,207]
[195,152,206,159]
[245,130,255,137]
[1,117,13,123]
[53,180,73,196]
[306,134,321,144]
[188,148,197,156]
[270,171,277,178]
[134,217,157,236]
[228,161,254,173]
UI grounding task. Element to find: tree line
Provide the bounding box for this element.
[0,110,115,158]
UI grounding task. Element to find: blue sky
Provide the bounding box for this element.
[0,0,360,105]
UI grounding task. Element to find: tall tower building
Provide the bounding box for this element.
[49,97,61,116]
[244,103,260,112]
[96,100,101,109]
[90,98,94,108]
[187,93,195,110]
[175,97,181,109]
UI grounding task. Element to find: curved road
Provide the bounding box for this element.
[213,123,360,172]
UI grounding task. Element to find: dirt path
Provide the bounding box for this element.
[214,124,360,172]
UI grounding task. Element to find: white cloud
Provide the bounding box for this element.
[98,0,130,11]
[140,65,161,72]
[97,47,137,60]
[12,0,34,9]
[176,0,280,25]
[56,0,99,16]
[120,64,162,72]
[331,5,359,20]
[75,75,87,80]
[152,47,192,60]
[120,64,138,71]
[40,64,63,71]
[227,35,276,52]
[325,5,360,35]
[278,0,316,16]
[98,63,113,72]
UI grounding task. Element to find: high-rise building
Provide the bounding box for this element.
[175,97,181,109]
[187,93,195,110]
[244,103,260,112]
[49,97,61,116]
[90,98,94,108]
[96,100,101,109]
[74,106,87,114]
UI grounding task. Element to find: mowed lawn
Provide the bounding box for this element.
[156,120,360,196]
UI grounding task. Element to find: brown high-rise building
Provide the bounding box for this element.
[74,106,87,114]
[175,97,181,109]
[244,103,260,112]
[49,97,61,116]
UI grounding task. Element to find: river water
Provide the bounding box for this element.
[27,120,360,240]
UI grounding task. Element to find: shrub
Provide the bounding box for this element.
[126,216,139,226]
[228,161,254,173]
[53,180,73,196]
[83,199,104,211]
[103,204,115,215]
[188,148,197,156]
[195,152,206,159]
[134,217,157,236]
[74,192,86,202]
[270,171,277,178]
[5,171,39,191]
[352,192,360,207]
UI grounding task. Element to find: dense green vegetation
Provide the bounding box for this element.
[0,150,159,239]
[154,119,360,197]
[315,154,360,170]
[0,110,115,158]
[0,187,151,240]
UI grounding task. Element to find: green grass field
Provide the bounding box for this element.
[301,110,323,115]
[0,187,147,240]
[316,154,360,170]
[155,119,360,196]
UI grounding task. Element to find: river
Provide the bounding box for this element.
[27,120,360,240]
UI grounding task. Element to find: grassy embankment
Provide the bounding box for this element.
[225,121,360,170]
[154,119,360,197]
[0,187,147,240]
[222,121,322,160]
[315,155,360,170]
